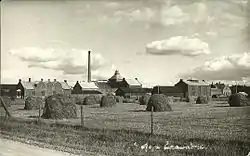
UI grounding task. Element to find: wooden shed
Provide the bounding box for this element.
[175,79,211,100]
[72,81,102,94]
[0,84,17,99]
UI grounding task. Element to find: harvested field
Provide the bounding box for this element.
[0,101,250,155]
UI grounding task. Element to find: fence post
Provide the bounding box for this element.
[38,103,41,121]
[81,105,84,128]
[150,107,154,136]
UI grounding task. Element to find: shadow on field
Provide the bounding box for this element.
[28,115,39,118]
[128,110,146,112]
[213,105,230,108]
[89,106,101,108]
[16,108,25,111]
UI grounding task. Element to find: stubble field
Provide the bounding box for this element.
[0,100,250,155]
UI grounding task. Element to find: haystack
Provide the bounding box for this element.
[146,94,172,112]
[83,95,99,105]
[24,96,43,110]
[115,96,123,103]
[0,96,11,107]
[100,95,116,107]
[228,93,250,107]
[186,96,195,103]
[42,94,77,119]
[139,94,150,105]
[196,96,208,104]
[75,96,84,105]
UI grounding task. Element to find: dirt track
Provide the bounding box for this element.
[0,138,76,156]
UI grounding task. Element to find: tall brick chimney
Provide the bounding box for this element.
[87,50,91,82]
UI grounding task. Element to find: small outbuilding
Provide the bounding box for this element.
[175,79,211,101]
[0,84,17,99]
[72,81,102,94]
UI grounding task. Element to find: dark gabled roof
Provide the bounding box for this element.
[82,90,102,94]
[116,87,152,93]
[152,86,182,93]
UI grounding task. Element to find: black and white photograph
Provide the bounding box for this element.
[0,0,249,155]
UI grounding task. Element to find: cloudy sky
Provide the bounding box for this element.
[1,0,249,86]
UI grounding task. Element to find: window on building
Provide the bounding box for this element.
[32,91,35,95]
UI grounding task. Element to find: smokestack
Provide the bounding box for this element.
[88,50,91,82]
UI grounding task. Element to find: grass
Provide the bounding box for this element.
[0,101,250,155]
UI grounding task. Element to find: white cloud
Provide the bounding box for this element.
[205,31,217,37]
[9,47,58,62]
[146,36,210,56]
[9,47,115,80]
[104,2,120,8]
[111,2,215,26]
[182,52,250,80]
[114,7,155,22]
[160,5,190,26]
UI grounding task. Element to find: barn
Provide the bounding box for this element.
[175,79,211,100]
[151,86,184,98]
[115,87,152,99]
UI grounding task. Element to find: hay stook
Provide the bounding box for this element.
[24,96,43,110]
[139,94,150,105]
[100,95,116,107]
[83,95,100,105]
[42,94,77,119]
[146,94,173,112]
[196,96,208,104]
